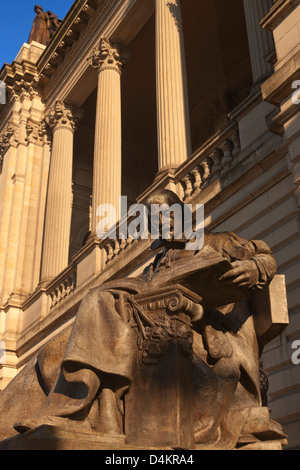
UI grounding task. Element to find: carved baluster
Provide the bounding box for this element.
[231,131,241,158]
[119,238,127,253]
[182,174,193,200]
[65,278,71,297]
[201,158,212,186]
[191,166,202,193]
[101,246,108,267]
[49,292,55,309]
[58,286,63,304]
[127,236,134,248]
[105,242,114,264]
[113,240,120,258]
[61,281,66,299]
[71,271,76,292]
[220,140,234,169]
[211,148,223,179]
[53,287,59,306]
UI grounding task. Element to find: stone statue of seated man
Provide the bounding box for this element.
[0,190,288,450]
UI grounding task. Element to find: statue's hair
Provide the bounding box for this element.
[146,189,184,209]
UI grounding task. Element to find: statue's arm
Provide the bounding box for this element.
[220,235,276,290]
[249,240,277,290]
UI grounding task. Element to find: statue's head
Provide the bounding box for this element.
[147,189,184,208]
[146,189,191,245]
[34,5,44,14]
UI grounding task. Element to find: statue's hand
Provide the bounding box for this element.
[219,260,259,289]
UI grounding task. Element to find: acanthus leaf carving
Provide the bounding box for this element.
[0,120,19,173]
[26,118,51,146]
[45,100,84,133]
[128,294,194,366]
[89,37,129,74]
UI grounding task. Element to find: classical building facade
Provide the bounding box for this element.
[0,0,299,449]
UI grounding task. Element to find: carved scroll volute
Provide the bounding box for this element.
[167,293,204,323]
[129,287,204,366]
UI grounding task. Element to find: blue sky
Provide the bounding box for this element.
[0,1,74,66]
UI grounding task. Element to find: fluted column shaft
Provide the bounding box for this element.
[41,101,82,282]
[243,0,274,85]
[155,0,191,173]
[90,38,128,234]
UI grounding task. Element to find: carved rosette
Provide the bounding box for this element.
[89,37,129,75]
[45,100,84,134]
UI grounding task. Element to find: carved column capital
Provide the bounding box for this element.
[0,120,19,173]
[0,121,18,154]
[46,100,84,133]
[26,118,51,146]
[89,37,129,74]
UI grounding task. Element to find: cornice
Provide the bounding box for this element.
[37,0,116,97]
[261,49,300,105]
[0,0,116,119]
[37,0,95,79]
[261,0,300,31]
[0,59,39,112]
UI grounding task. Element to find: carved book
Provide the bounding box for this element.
[149,246,251,310]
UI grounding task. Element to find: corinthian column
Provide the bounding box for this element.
[41,101,82,282]
[90,37,128,235]
[155,0,191,174]
[243,0,274,86]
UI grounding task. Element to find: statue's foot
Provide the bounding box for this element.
[13,416,92,434]
[194,416,215,443]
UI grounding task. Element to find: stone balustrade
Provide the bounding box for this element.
[175,124,241,201]
[102,236,137,265]
[48,267,77,310]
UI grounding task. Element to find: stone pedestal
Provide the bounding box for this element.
[0,426,170,450]
[124,286,203,450]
